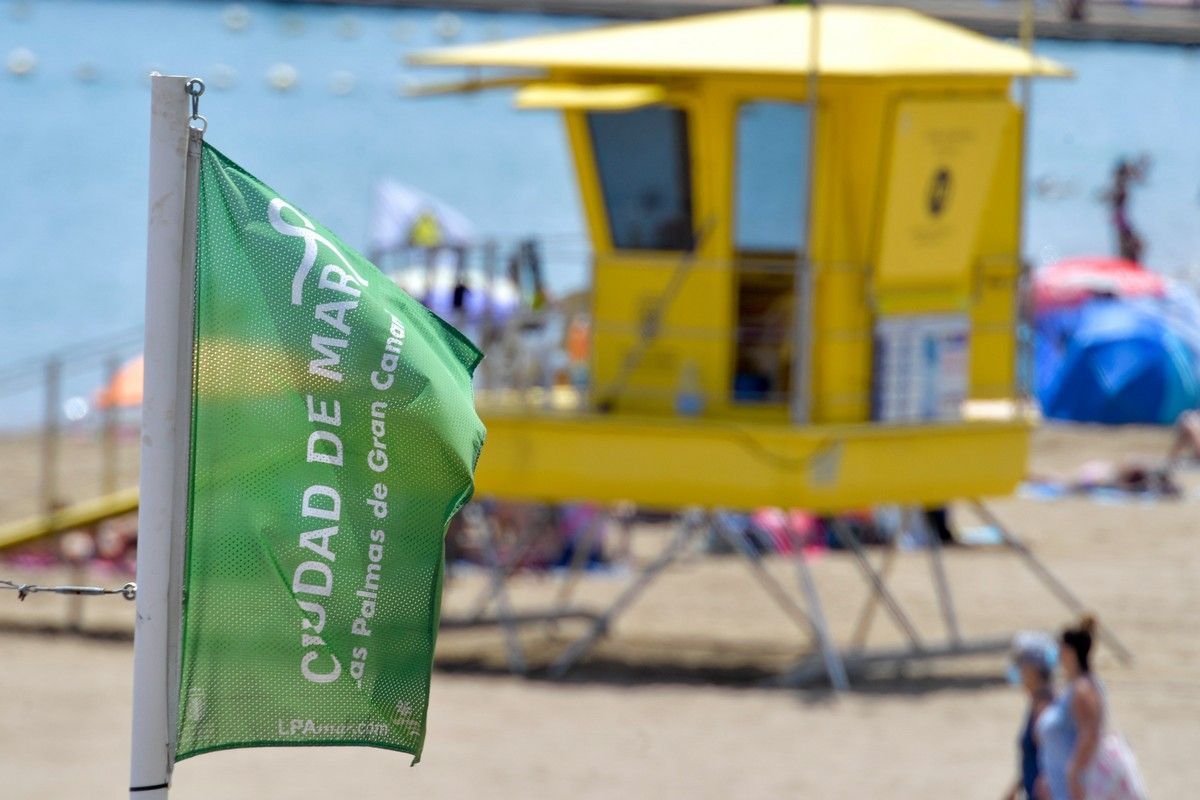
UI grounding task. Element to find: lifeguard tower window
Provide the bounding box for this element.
[735,101,810,253]
[586,107,695,252]
[732,101,810,403]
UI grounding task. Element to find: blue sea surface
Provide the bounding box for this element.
[0,0,591,367]
[1,0,1198,393]
[1029,40,1200,274]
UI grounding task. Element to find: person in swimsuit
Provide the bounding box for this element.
[1035,616,1105,800]
[1103,158,1148,264]
[1005,631,1057,800]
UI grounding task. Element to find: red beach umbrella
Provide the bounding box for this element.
[1034,257,1166,312]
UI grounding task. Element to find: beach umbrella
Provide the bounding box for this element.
[367,179,476,257]
[93,354,143,409]
[1033,256,1166,312]
[1039,298,1200,425]
[391,259,521,326]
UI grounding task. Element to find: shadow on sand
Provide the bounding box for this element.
[0,621,1009,699]
[433,637,1010,699]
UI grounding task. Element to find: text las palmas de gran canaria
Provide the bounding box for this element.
[267,197,406,692]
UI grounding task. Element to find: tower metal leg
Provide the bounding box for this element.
[469,505,528,675]
[547,510,701,679]
[466,509,545,622]
[710,512,819,641]
[549,509,610,620]
[847,539,897,651]
[792,544,850,692]
[919,508,962,646]
[828,518,925,650]
[970,500,1133,665]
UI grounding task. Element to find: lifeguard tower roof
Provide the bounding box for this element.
[412,5,1070,79]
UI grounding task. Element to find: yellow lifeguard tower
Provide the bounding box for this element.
[416,6,1068,513]
[415,9,1127,685]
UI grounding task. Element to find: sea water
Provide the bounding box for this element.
[1,0,1198,417]
[1029,40,1200,276]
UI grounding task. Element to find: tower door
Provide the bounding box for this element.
[732,100,811,405]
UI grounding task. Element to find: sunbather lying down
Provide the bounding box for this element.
[1074,459,1179,497]
[1023,413,1200,500]
[1029,459,1181,499]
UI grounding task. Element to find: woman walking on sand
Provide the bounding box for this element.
[1035,616,1148,800]
[1005,632,1057,800]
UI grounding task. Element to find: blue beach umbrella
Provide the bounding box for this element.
[1039,299,1200,425]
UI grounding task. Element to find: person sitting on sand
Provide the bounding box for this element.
[1005,632,1057,800]
[1166,408,1200,469]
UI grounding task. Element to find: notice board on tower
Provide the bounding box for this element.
[873,97,1009,312]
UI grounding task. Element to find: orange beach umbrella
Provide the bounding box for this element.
[94,354,143,410]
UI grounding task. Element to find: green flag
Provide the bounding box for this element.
[175,143,485,763]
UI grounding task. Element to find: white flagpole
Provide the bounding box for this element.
[1016,0,1035,402]
[129,73,199,799]
[790,0,820,425]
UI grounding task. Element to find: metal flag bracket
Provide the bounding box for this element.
[185,78,206,134]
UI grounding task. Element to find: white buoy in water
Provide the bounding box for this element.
[392,21,414,43]
[336,14,361,40]
[6,47,36,76]
[434,12,462,42]
[74,61,100,83]
[221,3,251,32]
[63,396,89,423]
[9,0,33,21]
[329,70,356,96]
[267,62,298,92]
[280,12,305,36]
[211,63,237,90]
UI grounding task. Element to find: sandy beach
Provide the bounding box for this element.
[2,425,1197,798]
[0,429,140,527]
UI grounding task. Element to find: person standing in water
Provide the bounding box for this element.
[1103,157,1148,265]
[1005,632,1057,800]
